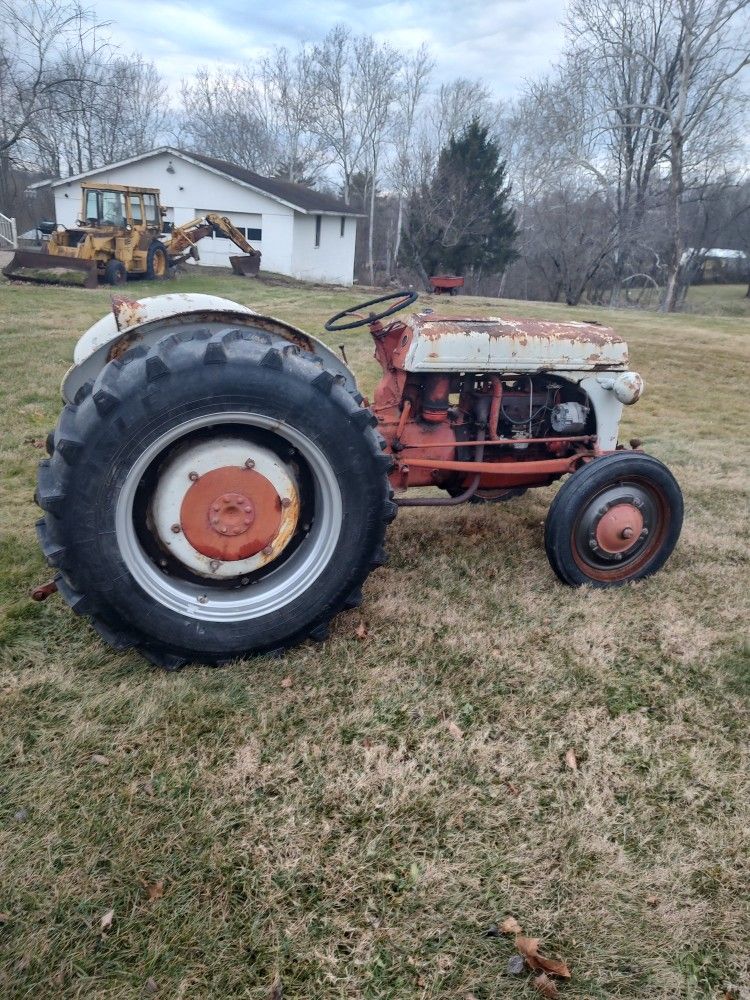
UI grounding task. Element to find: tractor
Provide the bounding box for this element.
[2,183,260,288]
[33,290,683,668]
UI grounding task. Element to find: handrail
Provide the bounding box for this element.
[0,212,17,248]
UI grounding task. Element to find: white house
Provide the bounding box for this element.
[30,147,362,285]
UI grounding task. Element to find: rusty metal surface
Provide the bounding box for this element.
[399,454,583,476]
[180,466,285,562]
[230,253,261,277]
[404,313,628,372]
[30,580,59,601]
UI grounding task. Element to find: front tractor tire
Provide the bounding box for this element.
[544,451,683,587]
[36,328,395,668]
[104,259,127,286]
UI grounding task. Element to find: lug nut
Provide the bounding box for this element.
[280,497,292,509]
[197,594,208,604]
[209,559,220,571]
[622,526,634,539]
[245,458,255,469]
[262,544,273,556]
[640,528,649,538]
[188,471,199,481]
[171,523,181,534]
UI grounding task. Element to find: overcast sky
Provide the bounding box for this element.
[103,0,568,99]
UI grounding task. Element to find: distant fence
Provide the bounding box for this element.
[0,213,17,248]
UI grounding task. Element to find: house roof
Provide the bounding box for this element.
[28,146,364,217]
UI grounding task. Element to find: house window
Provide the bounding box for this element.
[340,216,345,237]
[314,214,321,247]
[247,228,262,241]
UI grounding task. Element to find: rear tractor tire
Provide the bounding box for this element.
[36,328,395,667]
[544,451,683,587]
[146,241,170,281]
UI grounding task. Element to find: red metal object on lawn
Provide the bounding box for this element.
[429,275,464,295]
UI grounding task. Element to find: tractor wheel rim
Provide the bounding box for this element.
[571,478,668,580]
[151,438,299,576]
[115,412,342,622]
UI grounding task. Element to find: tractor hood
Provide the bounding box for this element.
[403,313,629,373]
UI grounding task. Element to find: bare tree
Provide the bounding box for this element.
[180,67,278,173]
[260,46,326,182]
[33,49,167,176]
[390,44,433,272]
[568,0,750,311]
[0,0,102,203]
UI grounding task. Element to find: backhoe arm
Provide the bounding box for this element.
[166,214,259,264]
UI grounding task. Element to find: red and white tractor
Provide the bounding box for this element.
[34,290,683,667]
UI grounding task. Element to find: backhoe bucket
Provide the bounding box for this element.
[229,253,261,277]
[2,250,99,289]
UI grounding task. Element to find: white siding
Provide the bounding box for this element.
[291,213,357,285]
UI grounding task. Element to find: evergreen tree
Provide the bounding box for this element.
[400,119,518,285]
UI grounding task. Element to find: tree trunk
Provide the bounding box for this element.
[368,157,377,287]
[662,130,684,313]
[393,194,403,274]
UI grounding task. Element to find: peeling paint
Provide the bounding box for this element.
[404,314,628,373]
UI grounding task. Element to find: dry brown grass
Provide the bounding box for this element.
[0,271,748,999]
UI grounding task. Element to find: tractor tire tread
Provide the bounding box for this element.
[36,324,397,668]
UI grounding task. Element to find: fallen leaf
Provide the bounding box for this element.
[143,880,164,901]
[515,936,571,978]
[144,977,158,994]
[91,754,110,766]
[0,913,10,923]
[436,954,452,971]
[564,748,578,771]
[501,916,522,935]
[482,924,500,937]
[100,909,114,932]
[446,720,464,740]
[533,972,560,998]
[280,676,293,689]
[141,780,155,797]
[646,894,660,907]
[504,781,521,796]
[355,621,368,640]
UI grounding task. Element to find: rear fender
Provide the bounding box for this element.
[62,292,358,403]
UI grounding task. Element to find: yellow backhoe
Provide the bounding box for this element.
[2,183,261,288]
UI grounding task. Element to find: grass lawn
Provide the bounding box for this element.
[685,283,750,318]
[0,270,748,1000]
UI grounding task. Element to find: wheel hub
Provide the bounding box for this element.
[594,503,644,554]
[575,484,657,569]
[151,437,299,578]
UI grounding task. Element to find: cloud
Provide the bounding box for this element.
[103,0,567,97]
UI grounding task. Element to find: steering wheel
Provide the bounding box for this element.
[324,290,418,332]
